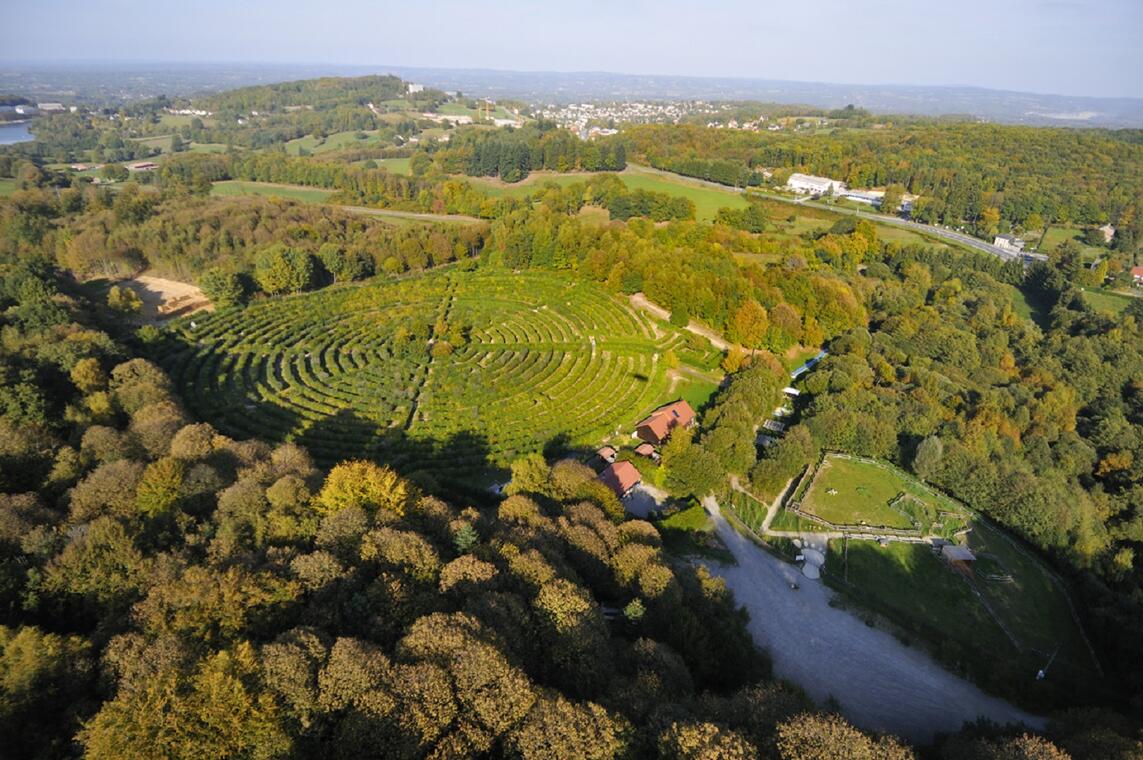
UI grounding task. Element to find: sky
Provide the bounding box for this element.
[3,0,1142,98]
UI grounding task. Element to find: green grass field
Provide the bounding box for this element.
[799,454,966,535]
[376,157,412,175]
[153,268,698,482]
[463,166,749,223]
[211,180,335,204]
[620,167,749,222]
[285,130,386,156]
[659,503,734,563]
[1082,288,1135,314]
[0,178,17,196]
[1039,225,1105,260]
[674,374,720,411]
[189,142,232,154]
[828,521,1100,705]
[133,134,174,151]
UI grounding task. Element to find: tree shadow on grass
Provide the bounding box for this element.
[294,407,497,506]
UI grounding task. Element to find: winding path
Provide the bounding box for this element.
[701,496,1043,745]
[628,292,729,350]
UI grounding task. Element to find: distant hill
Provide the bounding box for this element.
[384,66,1143,129]
[1,61,1140,127]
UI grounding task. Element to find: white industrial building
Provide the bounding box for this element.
[787,173,846,196]
[993,234,1026,252]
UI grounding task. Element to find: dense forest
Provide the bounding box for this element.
[2,73,1143,758]
[0,261,934,759]
[432,125,626,181]
[625,123,1143,234]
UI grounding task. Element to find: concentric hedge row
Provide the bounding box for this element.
[154,269,682,480]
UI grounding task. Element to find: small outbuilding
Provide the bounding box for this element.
[598,461,642,499]
[596,446,617,464]
[634,442,659,461]
[941,544,977,573]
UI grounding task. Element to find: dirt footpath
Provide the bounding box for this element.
[702,497,1043,745]
[123,276,212,323]
[629,292,729,351]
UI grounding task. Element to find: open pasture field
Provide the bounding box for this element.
[285,129,386,155]
[797,454,966,535]
[1039,225,1104,259]
[1082,287,1135,314]
[465,165,749,222]
[152,268,693,483]
[0,178,16,196]
[211,180,335,203]
[376,157,412,174]
[828,519,1100,705]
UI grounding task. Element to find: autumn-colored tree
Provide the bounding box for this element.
[81,644,290,760]
[70,357,107,393]
[775,712,914,759]
[315,460,413,517]
[732,300,769,350]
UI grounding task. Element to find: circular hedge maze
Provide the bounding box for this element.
[153,269,685,483]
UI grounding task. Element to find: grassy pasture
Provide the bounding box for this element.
[376,157,412,175]
[0,178,16,196]
[189,142,232,154]
[828,520,1100,705]
[153,268,694,483]
[211,180,334,204]
[285,130,386,155]
[1039,225,1104,260]
[464,166,749,223]
[798,454,967,536]
[1082,288,1135,314]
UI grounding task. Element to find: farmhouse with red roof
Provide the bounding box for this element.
[634,400,695,445]
[598,460,642,499]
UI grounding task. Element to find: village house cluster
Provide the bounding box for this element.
[593,399,697,501]
[533,101,722,139]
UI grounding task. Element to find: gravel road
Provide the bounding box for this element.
[702,497,1043,745]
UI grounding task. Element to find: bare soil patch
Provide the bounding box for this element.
[124,275,213,323]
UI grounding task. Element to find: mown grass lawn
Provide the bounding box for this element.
[674,374,721,411]
[0,178,17,197]
[285,130,386,155]
[801,456,916,529]
[210,180,334,204]
[967,520,1099,674]
[1082,288,1135,314]
[377,157,412,175]
[1039,225,1104,260]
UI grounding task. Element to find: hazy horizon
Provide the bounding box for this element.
[4,58,1142,104]
[3,0,1142,99]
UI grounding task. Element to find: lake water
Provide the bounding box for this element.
[0,121,34,145]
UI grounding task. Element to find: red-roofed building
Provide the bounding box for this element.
[635,400,696,445]
[598,460,641,499]
[1132,265,1143,285]
[596,446,617,463]
[634,442,659,461]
